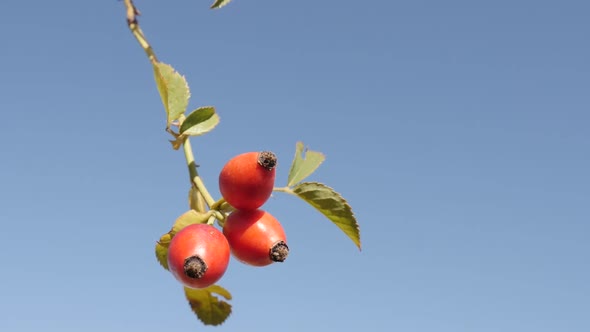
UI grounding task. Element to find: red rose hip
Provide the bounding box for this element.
[218,151,277,210]
[223,209,289,267]
[167,224,230,289]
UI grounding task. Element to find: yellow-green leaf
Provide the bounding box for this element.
[171,210,210,235]
[292,182,361,250]
[287,142,325,187]
[185,285,232,326]
[153,62,190,126]
[155,235,170,270]
[180,106,220,137]
[204,284,232,300]
[154,210,210,271]
[210,0,232,9]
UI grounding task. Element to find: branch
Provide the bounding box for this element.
[123,0,158,63]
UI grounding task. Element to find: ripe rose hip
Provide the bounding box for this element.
[223,209,289,267]
[218,151,277,210]
[167,224,230,289]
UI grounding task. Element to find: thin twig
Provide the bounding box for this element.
[121,0,218,211]
[123,0,158,63]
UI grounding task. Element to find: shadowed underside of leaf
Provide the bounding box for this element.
[153,62,190,127]
[211,0,233,9]
[287,142,325,187]
[292,182,361,250]
[185,285,232,326]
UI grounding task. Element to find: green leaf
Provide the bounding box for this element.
[210,0,232,9]
[287,142,326,187]
[292,182,361,250]
[153,62,190,127]
[180,106,220,137]
[185,285,232,326]
[171,210,210,235]
[154,210,210,271]
[155,234,171,270]
[204,284,232,300]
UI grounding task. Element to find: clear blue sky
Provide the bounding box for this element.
[1,1,588,331]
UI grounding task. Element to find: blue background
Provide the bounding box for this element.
[0,1,588,331]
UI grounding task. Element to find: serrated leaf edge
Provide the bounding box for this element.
[185,287,232,326]
[153,62,190,126]
[293,181,361,250]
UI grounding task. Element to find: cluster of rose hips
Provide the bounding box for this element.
[166,151,288,289]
